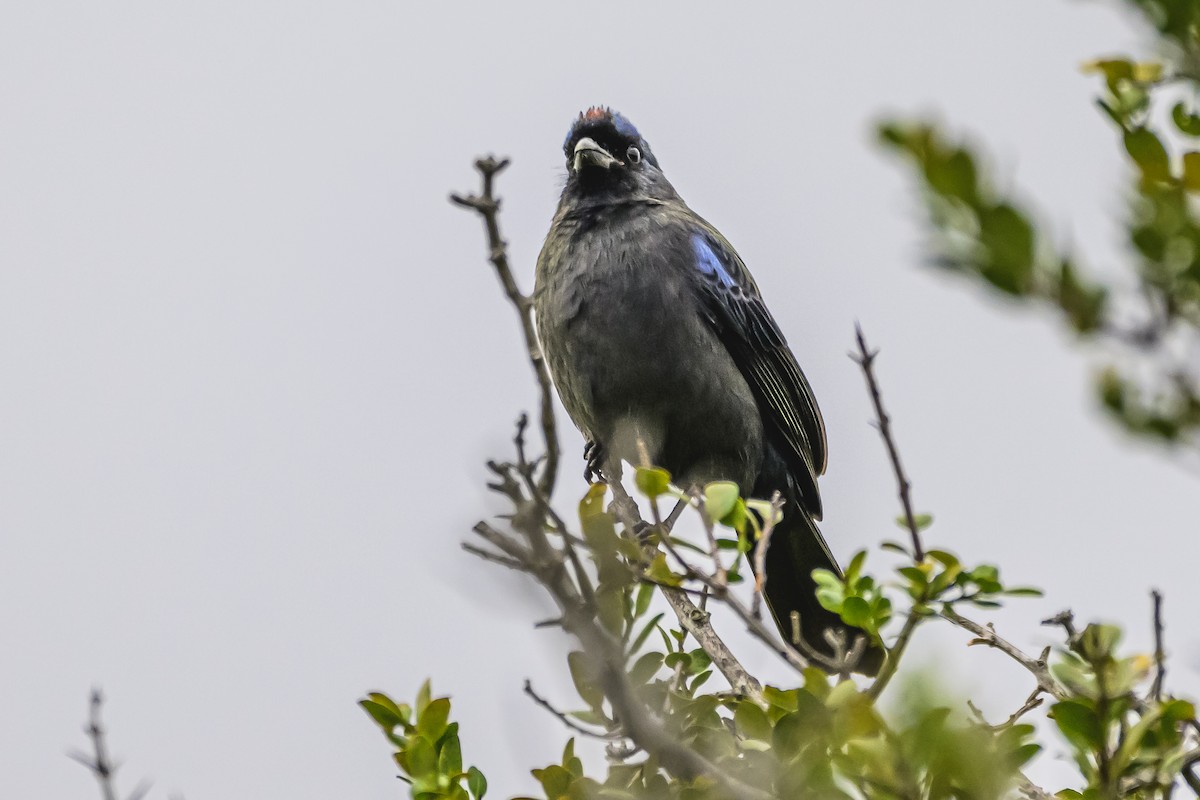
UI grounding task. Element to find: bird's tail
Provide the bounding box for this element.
[753,471,885,676]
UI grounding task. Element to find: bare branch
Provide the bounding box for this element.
[968,687,1045,731]
[1041,609,1077,641]
[852,323,925,561]
[750,492,783,621]
[461,542,529,572]
[1151,589,1166,702]
[74,689,119,800]
[606,481,765,702]
[451,157,560,499]
[943,607,1067,700]
[523,679,622,741]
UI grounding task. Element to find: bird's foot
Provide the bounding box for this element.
[583,440,608,484]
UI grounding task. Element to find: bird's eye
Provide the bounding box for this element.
[626,145,641,164]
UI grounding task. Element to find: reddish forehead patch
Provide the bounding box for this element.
[583,106,610,121]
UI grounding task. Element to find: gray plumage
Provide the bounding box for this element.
[534,107,882,674]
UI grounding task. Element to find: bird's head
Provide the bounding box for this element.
[561,107,668,200]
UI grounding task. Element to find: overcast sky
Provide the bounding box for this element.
[2,2,1197,798]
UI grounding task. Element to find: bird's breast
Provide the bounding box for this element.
[535,208,763,487]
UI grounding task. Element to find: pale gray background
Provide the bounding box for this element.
[2,2,1196,798]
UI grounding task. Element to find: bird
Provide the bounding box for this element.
[533,106,884,675]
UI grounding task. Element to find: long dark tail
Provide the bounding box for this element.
[753,453,885,676]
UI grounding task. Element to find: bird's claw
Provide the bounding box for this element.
[583,440,607,484]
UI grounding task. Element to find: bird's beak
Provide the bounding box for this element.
[572,137,619,172]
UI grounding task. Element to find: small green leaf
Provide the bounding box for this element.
[628,612,664,657]
[1173,103,1200,136]
[417,697,451,740]
[745,498,783,526]
[646,552,683,587]
[406,734,437,778]
[845,550,867,583]
[734,701,772,741]
[468,766,488,799]
[634,466,672,498]
[840,596,872,628]
[415,679,432,717]
[1183,152,1200,191]
[703,481,740,522]
[1125,128,1170,181]
[1051,699,1105,750]
[633,581,654,618]
[568,651,604,710]
[628,651,664,685]
[438,725,463,775]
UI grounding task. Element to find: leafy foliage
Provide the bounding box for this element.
[361,682,488,800]
[879,1,1200,446]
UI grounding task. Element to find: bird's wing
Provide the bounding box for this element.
[687,226,828,519]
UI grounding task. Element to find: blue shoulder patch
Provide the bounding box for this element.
[692,234,736,288]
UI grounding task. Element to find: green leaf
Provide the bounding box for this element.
[840,596,872,629]
[634,466,672,498]
[1125,128,1170,181]
[1081,58,1134,85]
[1051,699,1105,751]
[360,698,404,732]
[628,651,664,685]
[417,697,451,740]
[407,734,437,778]
[745,498,783,526]
[1183,152,1200,191]
[578,483,618,557]
[734,701,772,741]
[927,146,979,202]
[720,497,748,531]
[533,764,573,798]
[1173,103,1200,136]
[703,481,740,522]
[628,612,665,657]
[845,550,867,583]
[646,552,683,587]
[567,651,604,710]
[927,550,957,568]
[415,679,432,717]
[468,766,488,799]
[438,724,463,775]
[763,686,799,712]
[633,581,654,618]
[1078,623,1121,662]
[979,203,1035,293]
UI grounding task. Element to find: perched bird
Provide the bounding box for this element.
[534,107,883,675]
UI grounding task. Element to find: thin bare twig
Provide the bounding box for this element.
[1151,589,1166,702]
[968,686,1045,731]
[462,542,529,572]
[852,323,925,560]
[523,679,620,741]
[943,608,1067,700]
[68,689,120,800]
[1041,609,1077,641]
[749,492,783,621]
[451,157,559,500]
